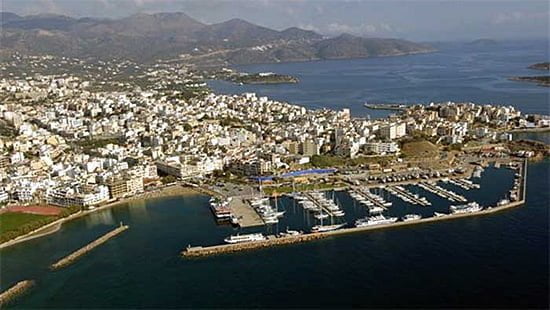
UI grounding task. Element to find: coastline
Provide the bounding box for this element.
[508,127,550,133]
[0,184,201,250]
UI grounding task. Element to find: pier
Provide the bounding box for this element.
[349,187,388,209]
[304,192,336,216]
[0,280,34,306]
[182,160,528,258]
[418,182,467,202]
[51,223,129,270]
[446,178,480,190]
[229,198,264,227]
[386,185,431,206]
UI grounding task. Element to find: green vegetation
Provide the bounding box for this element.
[161,175,177,184]
[0,213,52,235]
[310,154,395,168]
[234,73,299,84]
[400,140,439,158]
[0,206,80,243]
[262,182,347,195]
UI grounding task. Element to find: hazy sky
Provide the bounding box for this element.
[2,0,549,41]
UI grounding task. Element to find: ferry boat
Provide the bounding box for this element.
[224,233,266,244]
[450,202,482,214]
[311,223,346,233]
[355,215,398,227]
[402,214,422,222]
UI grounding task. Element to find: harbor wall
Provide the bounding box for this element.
[51,224,129,270]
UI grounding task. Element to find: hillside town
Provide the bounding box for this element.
[0,54,548,210]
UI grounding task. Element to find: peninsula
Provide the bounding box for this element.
[528,62,550,71]
[233,72,299,85]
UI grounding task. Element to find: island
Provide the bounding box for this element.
[528,62,550,71]
[233,72,299,85]
[509,62,550,87]
[510,76,550,87]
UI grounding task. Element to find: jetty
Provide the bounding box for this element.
[304,192,337,216]
[350,187,389,209]
[386,185,431,206]
[182,160,527,258]
[51,223,129,270]
[418,182,467,202]
[0,280,34,306]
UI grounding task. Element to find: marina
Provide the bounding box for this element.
[50,223,129,270]
[183,160,528,258]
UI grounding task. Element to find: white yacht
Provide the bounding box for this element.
[402,214,422,222]
[355,215,398,227]
[450,202,482,214]
[311,223,346,233]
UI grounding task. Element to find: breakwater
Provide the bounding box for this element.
[0,280,34,306]
[51,224,129,270]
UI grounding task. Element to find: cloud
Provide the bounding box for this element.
[491,10,550,25]
[322,22,400,36]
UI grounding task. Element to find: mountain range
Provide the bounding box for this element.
[0,12,435,66]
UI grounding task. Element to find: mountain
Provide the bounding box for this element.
[468,38,498,46]
[0,12,435,65]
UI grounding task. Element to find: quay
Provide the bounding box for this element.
[0,280,34,306]
[51,223,129,270]
[182,160,527,258]
[229,198,264,227]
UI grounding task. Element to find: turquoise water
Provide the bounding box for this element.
[209,40,549,119]
[1,161,548,308]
